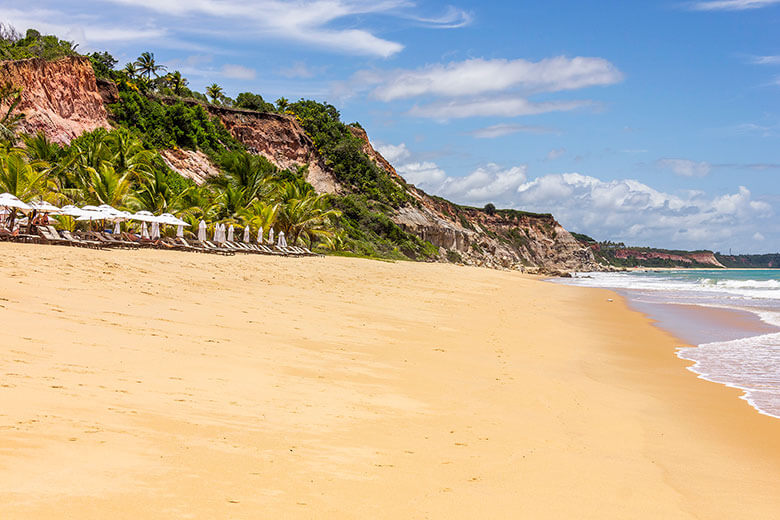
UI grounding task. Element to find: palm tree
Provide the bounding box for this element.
[206,83,223,104]
[275,97,289,113]
[0,82,24,144]
[0,150,51,227]
[134,52,167,80]
[238,199,278,235]
[122,62,139,79]
[167,71,187,96]
[87,163,135,208]
[134,168,193,214]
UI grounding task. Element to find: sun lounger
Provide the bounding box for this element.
[97,232,141,249]
[59,229,105,249]
[37,226,70,246]
[174,237,211,253]
[199,240,235,256]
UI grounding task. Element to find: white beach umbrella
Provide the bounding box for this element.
[131,210,160,223]
[29,200,61,214]
[213,223,220,242]
[151,221,160,239]
[158,213,189,227]
[96,204,125,220]
[242,225,250,242]
[0,193,32,212]
[198,220,207,241]
[219,223,227,243]
[227,224,234,242]
[141,222,150,239]
[113,221,121,234]
[278,231,287,248]
[257,227,263,244]
[268,228,274,245]
[59,205,87,217]
[176,224,184,238]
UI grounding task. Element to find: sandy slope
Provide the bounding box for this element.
[0,244,778,519]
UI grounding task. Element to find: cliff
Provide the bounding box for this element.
[2,56,598,272]
[0,56,110,143]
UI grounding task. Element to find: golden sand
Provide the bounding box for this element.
[1,244,778,519]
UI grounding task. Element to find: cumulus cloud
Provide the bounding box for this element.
[657,158,712,177]
[399,162,528,207]
[467,123,557,138]
[689,0,780,9]
[388,141,773,250]
[373,142,411,164]
[513,175,772,249]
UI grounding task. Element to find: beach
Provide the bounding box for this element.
[1,244,779,519]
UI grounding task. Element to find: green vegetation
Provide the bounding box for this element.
[287,100,409,207]
[0,26,78,61]
[715,253,780,268]
[0,25,444,259]
[109,90,241,155]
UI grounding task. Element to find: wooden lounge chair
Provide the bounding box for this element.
[174,237,211,254]
[37,227,70,246]
[200,240,235,256]
[59,229,105,249]
[97,232,141,249]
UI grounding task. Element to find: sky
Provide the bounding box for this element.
[2,0,779,253]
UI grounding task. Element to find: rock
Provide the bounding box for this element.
[0,56,111,144]
[159,149,221,185]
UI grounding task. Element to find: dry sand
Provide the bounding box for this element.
[0,243,778,519]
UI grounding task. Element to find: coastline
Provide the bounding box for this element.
[1,244,779,518]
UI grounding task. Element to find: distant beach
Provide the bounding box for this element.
[1,244,779,518]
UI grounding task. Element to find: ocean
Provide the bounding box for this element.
[554,269,780,419]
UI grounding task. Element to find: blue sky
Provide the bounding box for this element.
[3,0,779,252]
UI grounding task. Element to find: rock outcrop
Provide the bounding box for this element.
[159,149,222,185]
[0,56,110,143]
[186,103,341,194]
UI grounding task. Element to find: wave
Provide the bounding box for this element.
[678,332,780,419]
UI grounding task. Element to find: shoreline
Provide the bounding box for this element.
[1,244,779,518]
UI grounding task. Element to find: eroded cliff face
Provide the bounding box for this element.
[159,149,221,185]
[349,126,599,272]
[6,56,598,271]
[204,106,341,194]
[0,56,110,143]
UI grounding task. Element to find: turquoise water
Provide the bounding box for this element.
[556,269,780,419]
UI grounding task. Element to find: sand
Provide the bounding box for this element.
[0,243,778,519]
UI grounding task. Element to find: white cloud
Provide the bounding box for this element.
[221,64,256,80]
[657,158,712,177]
[399,161,527,207]
[753,232,766,240]
[362,57,623,101]
[546,148,566,161]
[373,142,411,164]
[750,55,780,64]
[396,161,448,187]
[690,0,780,10]
[408,97,590,120]
[97,0,469,57]
[468,123,556,138]
[513,175,773,249]
[0,7,167,47]
[390,143,774,250]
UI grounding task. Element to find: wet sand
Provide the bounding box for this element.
[0,243,779,519]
